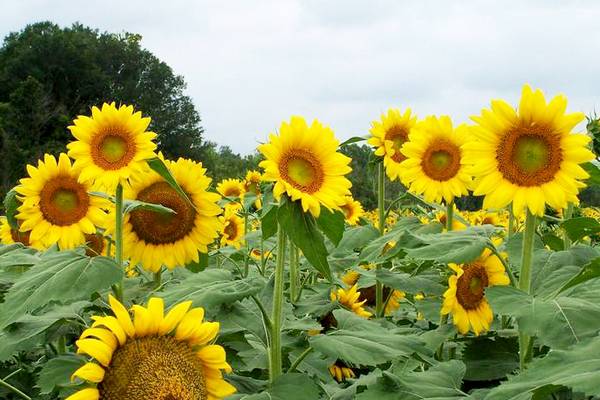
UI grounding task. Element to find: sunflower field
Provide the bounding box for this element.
[2,85,600,400]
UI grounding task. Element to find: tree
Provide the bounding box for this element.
[0,22,210,198]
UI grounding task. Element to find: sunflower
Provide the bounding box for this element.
[340,197,364,225]
[250,248,272,260]
[0,216,44,249]
[15,154,107,250]
[433,210,467,231]
[219,205,245,249]
[111,157,222,272]
[216,179,246,199]
[465,85,595,216]
[258,116,352,218]
[67,295,236,400]
[83,233,112,257]
[330,284,372,319]
[368,108,418,181]
[399,116,472,204]
[244,170,262,194]
[329,361,356,382]
[67,103,157,192]
[441,246,510,335]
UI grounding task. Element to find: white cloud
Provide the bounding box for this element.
[2,0,600,153]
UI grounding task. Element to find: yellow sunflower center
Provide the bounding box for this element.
[385,125,409,163]
[421,139,461,181]
[129,182,196,244]
[84,233,105,257]
[456,263,489,310]
[91,130,136,170]
[99,336,207,400]
[496,127,563,186]
[224,220,238,240]
[39,176,90,226]
[279,149,324,193]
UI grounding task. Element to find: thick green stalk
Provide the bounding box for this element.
[563,203,573,249]
[446,200,454,232]
[112,183,124,302]
[243,213,249,277]
[289,243,299,304]
[519,209,536,370]
[375,162,386,317]
[269,224,287,383]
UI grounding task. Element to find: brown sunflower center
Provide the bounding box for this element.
[129,182,196,244]
[90,130,136,170]
[224,220,238,240]
[279,149,324,193]
[223,187,242,197]
[385,125,408,163]
[455,263,489,310]
[359,285,392,307]
[39,176,90,226]
[341,204,353,220]
[99,336,207,400]
[496,126,563,186]
[84,233,105,257]
[420,139,461,181]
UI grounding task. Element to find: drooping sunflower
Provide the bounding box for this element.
[216,179,246,199]
[368,108,418,181]
[111,157,222,272]
[340,196,364,225]
[330,284,372,319]
[441,246,510,335]
[67,102,157,192]
[15,154,107,250]
[258,116,352,217]
[399,116,472,204]
[244,170,262,194]
[465,85,595,216]
[329,361,356,382]
[0,216,44,250]
[67,295,236,400]
[219,204,245,249]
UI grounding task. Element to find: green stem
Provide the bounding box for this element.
[508,206,515,238]
[0,376,31,400]
[375,162,385,317]
[446,200,454,232]
[563,203,573,249]
[519,209,536,370]
[57,336,66,354]
[289,243,299,304]
[269,224,287,384]
[288,347,314,373]
[112,183,124,302]
[243,213,249,277]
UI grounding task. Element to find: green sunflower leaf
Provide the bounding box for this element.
[0,251,122,329]
[561,217,600,243]
[122,199,175,215]
[316,208,345,246]
[3,187,20,229]
[485,336,600,400]
[340,136,366,147]
[38,354,87,394]
[277,197,332,281]
[237,373,322,400]
[146,157,195,210]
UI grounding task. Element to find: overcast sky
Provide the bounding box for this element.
[2,1,600,154]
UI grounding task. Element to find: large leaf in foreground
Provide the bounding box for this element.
[485,336,600,400]
[0,251,122,328]
[160,269,264,309]
[309,310,430,366]
[238,373,322,400]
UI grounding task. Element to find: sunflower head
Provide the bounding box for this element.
[441,246,510,335]
[329,361,356,382]
[399,116,472,204]
[244,170,263,194]
[466,85,595,216]
[67,296,236,400]
[15,153,107,250]
[340,197,364,226]
[368,108,418,181]
[0,216,44,249]
[111,157,222,272]
[330,284,372,319]
[433,210,467,231]
[250,248,272,260]
[258,116,352,218]
[67,102,157,192]
[219,204,245,249]
[217,178,246,200]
